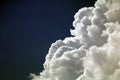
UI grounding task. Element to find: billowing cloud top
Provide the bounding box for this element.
[30,0,120,80]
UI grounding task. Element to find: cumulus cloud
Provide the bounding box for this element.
[30,0,120,80]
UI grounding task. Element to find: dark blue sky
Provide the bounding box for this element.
[0,0,95,80]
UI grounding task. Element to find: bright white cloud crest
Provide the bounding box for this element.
[31,0,120,80]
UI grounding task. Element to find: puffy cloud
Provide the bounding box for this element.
[30,0,120,80]
[82,22,120,80]
[71,6,107,48]
[31,38,86,80]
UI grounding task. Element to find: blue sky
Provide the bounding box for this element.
[0,0,95,80]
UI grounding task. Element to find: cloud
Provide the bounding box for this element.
[30,0,120,80]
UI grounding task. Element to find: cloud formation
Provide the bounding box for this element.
[30,0,120,80]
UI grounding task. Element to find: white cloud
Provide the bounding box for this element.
[30,0,120,80]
